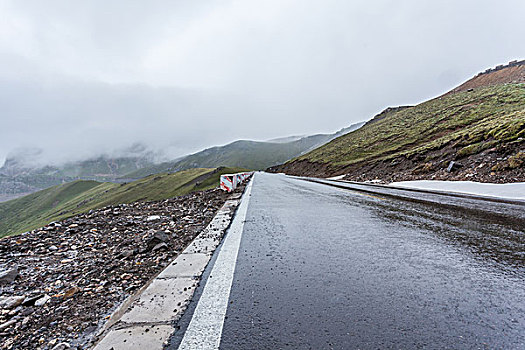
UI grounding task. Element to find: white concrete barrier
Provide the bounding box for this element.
[220,172,253,192]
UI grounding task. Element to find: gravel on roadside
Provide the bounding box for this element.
[0,186,241,349]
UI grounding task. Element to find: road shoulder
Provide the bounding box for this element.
[91,192,244,350]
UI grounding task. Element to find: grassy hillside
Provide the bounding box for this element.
[0,167,245,237]
[124,136,328,179]
[172,138,327,170]
[272,83,524,182]
[124,122,364,179]
[300,84,524,165]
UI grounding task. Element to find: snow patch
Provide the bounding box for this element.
[390,180,525,200]
[327,175,345,180]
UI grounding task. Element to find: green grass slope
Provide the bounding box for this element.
[273,83,525,180]
[123,123,364,180]
[0,167,245,238]
[124,136,330,179]
[172,138,327,170]
[301,84,524,165]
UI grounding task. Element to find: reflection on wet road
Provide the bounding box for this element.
[220,173,524,349]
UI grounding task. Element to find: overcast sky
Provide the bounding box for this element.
[0,0,523,166]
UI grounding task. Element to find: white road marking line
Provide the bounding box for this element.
[177,177,254,350]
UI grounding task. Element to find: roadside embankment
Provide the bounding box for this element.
[0,184,246,349]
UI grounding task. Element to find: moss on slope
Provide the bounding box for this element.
[295,84,524,167]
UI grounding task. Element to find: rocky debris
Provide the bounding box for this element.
[50,343,70,350]
[0,186,240,349]
[22,294,43,307]
[446,161,462,173]
[0,267,18,285]
[0,320,16,331]
[152,242,169,252]
[34,295,51,307]
[0,296,24,309]
[271,141,524,184]
[146,231,170,251]
[146,215,160,222]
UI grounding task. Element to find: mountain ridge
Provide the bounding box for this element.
[448,59,525,94]
[269,61,525,183]
[121,122,364,179]
[0,123,363,201]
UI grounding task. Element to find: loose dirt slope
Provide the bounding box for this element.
[449,60,525,94]
[269,61,525,183]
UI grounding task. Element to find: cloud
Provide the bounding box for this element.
[0,0,524,166]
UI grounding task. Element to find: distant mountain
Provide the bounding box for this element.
[267,135,306,143]
[123,122,365,179]
[0,145,155,179]
[0,148,156,202]
[0,122,364,201]
[0,155,153,179]
[270,60,525,183]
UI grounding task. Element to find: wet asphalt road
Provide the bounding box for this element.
[218,173,525,349]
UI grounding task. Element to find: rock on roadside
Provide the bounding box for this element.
[0,186,241,349]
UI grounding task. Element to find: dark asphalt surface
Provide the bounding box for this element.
[219,172,525,349]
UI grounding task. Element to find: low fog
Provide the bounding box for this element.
[1,0,524,166]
